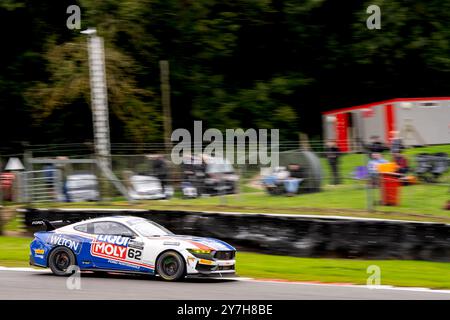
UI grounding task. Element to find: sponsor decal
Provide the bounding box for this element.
[90,237,153,270]
[108,259,140,269]
[163,241,180,246]
[34,249,45,255]
[91,241,129,259]
[49,235,82,253]
[189,237,232,251]
[96,235,130,246]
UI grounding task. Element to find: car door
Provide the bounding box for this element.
[88,221,147,272]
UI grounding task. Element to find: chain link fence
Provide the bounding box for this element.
[1,142,449,217]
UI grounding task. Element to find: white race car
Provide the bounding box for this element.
[30,216,236,281]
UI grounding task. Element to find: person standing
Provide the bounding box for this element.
[367,152,388,187]
[389,131,404,154]
[367,135,387,153]
[152,155,169,190]
[324,140,341,185]
[393,152,409,175]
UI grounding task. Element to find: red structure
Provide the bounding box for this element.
[322,97,450,152]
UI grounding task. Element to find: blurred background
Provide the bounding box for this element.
[2,0,450,147]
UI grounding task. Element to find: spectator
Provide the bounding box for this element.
[324,140,341,185]
[367,136,387,153]
[390,131,404,154]
[283,163,304,196]
[445,200,450,210]
[194,156,207,195]
[56,156,71,202]
[367,153,388,186]
[393,152,409,175]
[262,166,289,195]
[43,163,55,188]
[152,155,169,190]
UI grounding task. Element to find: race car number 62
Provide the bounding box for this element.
[127,248,142,260]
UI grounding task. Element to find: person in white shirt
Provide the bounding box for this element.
[367,153,388,186]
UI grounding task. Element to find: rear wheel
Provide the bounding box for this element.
[156,251,185,281]
[48,247,76,276]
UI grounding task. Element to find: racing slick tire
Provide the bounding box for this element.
[156,251,186,281]
[48,246,77,276]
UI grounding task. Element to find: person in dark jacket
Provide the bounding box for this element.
[152,155,169,189]
[324,140,341,185]
[367,135,387,153]
[393,152,409,174]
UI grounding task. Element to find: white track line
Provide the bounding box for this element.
[233,277,450,294]
[0,266,49,273]
[1,266,449,295]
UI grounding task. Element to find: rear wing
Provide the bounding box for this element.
[31,219,80,231]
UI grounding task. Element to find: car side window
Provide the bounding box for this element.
[92,222,135,236]
[74,223,88,233]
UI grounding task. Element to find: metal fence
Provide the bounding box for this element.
[1,142,449,216]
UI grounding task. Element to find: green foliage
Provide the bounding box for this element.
[2,0,450,146]
[25,38,162,143]
[192,76,302,140]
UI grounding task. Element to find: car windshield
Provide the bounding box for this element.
[130,176,161,192]
[130,220,173,237]
[206,160,234,173]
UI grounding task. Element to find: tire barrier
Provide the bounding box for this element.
[21,208,450,262]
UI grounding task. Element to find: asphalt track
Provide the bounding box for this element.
[0,268,449,300]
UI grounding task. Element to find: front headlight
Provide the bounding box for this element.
[187,249,214,259]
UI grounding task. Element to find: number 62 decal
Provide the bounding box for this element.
[127,248,142,260]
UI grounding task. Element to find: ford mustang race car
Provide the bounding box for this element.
[29,216,236,281]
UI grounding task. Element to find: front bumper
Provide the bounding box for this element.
[185,255,236,275]
[186,272,237,279]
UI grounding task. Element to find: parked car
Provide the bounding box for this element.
[65,173,100,202]
[181,155,239,196]
[128,175,171,200]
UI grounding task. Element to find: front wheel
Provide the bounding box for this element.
[48,247,77,276]
[156,251,185,281]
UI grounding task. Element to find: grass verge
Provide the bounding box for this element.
[1,236,449,289]
[237,252,450,289]
[34,181,450,223]
[0,236,31,267]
